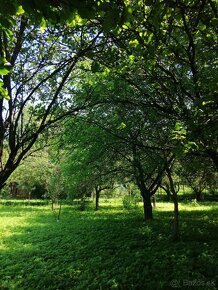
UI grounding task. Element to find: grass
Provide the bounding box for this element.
[0,199,217,290]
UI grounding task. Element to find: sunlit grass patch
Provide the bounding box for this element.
[0,199,217,290]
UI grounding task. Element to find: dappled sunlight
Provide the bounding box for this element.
[0,200,217,289]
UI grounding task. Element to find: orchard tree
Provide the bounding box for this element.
[92,0,218,168]
[56,117,118,210]
[67,75,174,219]
[0,16,104,190]
[0,0,217,207]
[84,68,176,218]
[179,156,217,201]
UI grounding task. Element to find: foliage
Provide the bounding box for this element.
[1,0,217,195]
[91,0,218,168]
[178,156,217,200]
[8,151,53,198]
[0,0,129,40]
[0,199,217,289]
[54,117,118,202]
[122,193,139,210]
[45,166,67,197]
[0,16,100,189]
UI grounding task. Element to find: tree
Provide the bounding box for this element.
[56,117,118,210]
[91,0,218,168]
[0,17,102,190]
[1,0,217,222]
[46,165,67,213]
[64,76,174,219]
[92,76,177,219]
[179,156,217,201]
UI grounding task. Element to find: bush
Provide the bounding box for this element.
[122,194,139,209]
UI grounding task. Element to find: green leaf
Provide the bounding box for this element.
[0,59,13,75]
[0,81,10,100]
[129,39,139,47]
[146,33,153,44]
[0,67,10,75]
[16,5,25,15]
[174,122,182,131]
[40,17,47,33]
[118,122,127,129]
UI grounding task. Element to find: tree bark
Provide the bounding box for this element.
[143,197,153,220]
[195,190,204,201]
[172,193,179,241]
[167,168,180,241]
[137,178,153,220]
[0,163,17,190]
[140,183,153,220]
[95,187,100,210]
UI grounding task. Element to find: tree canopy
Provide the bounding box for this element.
[0,0,217,222]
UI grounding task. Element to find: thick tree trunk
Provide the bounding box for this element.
[195,190,204,201]
[143,197,153,220]
[137,181,153,220]
[0,169,14,191]
[141,184,153,220]
[0,152,19,190]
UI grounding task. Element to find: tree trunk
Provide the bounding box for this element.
[166,184,171,201]
[195,190,204,201]
[0,171,12,191]
[167,168,180,241]
[57,199,62,222]
[52,199,56,211]
[95,187,100,211]
[137,180,153,220]
[136,179,153,220]
[172,193,179,241]
[142,189,153,220]
[0,157,18,191]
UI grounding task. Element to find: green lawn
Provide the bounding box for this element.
[0,199,217,290]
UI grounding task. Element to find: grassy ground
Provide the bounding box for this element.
[0,199,217,290]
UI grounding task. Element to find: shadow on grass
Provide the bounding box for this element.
[0,202,217,290]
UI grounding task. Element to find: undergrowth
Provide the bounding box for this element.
[0,199,217,290]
